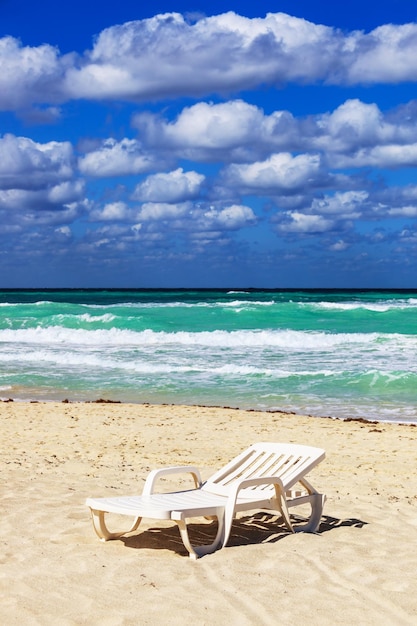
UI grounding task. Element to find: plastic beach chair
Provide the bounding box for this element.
[86,442,326,559]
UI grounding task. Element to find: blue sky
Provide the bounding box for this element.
[1,1,417,288]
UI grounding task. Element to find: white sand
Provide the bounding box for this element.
[1,401,417,625]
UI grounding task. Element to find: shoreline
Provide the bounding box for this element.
[2,395,417,426]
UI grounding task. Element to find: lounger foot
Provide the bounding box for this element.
[175,509,226,559]
[291,493,326,533]
[89,509,142,541]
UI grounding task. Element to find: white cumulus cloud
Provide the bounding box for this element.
[133,168,205,202]
[2,14,417,113]
[279,212,335,233]
[330,239,349,251]
[89,201,131,222]
[78,138,158,177]
[310,191,368,217]
[202,204,257,229]
[137,202,190,221]
[0,134,74,189]
[345,23,417,84]
[133,100,299,162]
[0,37,71,110]
[223,153,323,192]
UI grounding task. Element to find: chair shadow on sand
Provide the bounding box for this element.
[119,512,368,557]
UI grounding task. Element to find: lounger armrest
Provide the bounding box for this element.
[221,475,292,547]
[226,475,287,516]
[142,466,202,495]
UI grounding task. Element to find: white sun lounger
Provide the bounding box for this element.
[86,442,326,559]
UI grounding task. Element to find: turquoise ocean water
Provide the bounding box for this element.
[0,289,416,423]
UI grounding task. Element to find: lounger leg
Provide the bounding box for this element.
[287,478,326,533]
[273,487,295,534]
[89,509,142,541]
[293,493,326,533]
[175,508,226,559]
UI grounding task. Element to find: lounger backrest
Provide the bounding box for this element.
[202,442,325,498]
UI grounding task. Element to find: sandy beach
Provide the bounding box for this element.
[1,401,417,625]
